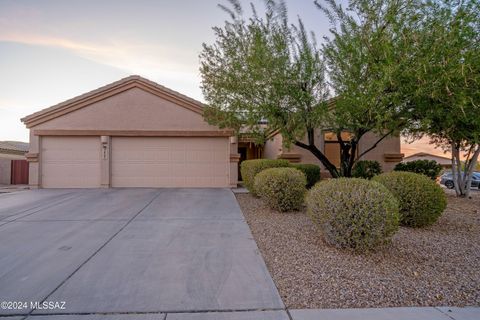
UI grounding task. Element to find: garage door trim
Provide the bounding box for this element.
[34,129,234,137]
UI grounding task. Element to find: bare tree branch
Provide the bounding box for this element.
[356,130,394,160]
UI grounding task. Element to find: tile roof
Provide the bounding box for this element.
[0,141,29,153]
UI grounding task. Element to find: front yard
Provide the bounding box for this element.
[237,190,480,309]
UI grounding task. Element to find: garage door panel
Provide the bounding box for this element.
[111,137,229,188]
[42,137,101,188]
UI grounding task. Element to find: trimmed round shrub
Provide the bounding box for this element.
[254,167,307,212]
[241,159,290,195]
[373,172,447,227]
[306,178,399,252]
[394,160,443,180]
[352,160,383,179]
[291,163,321,188]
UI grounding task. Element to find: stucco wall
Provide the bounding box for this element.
[33,88,221,132]
[0,153,25,184]
[267,129,325,166]
[283,129,325,165]
[264,130,402,172]
[357,132,401,172]
[0,159,11,184]
[263,134,283,159]
[27,130,40,188]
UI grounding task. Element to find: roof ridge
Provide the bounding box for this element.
[404,152,451,160]
[0,141,29,152]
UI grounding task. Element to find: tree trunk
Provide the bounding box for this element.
[339,139,358,177]
[294,129,391,179]
[451,142,480,197]
[294,128,340,178]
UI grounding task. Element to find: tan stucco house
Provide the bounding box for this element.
[22,75,403,188]
[241,128,403,178]
[22,76,238,188]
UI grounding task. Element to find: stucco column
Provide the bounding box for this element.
[100,136,111,188]
[229,135,239,188]
[26,132,40,188]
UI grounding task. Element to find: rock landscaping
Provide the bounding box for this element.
[236,190,480,308]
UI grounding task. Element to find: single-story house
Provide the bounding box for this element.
[22,76,238,188]
[402,152,451,169]
[0,141,29,185]
[22,75,403,188]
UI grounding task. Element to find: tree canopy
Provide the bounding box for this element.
[200,0,414,177]
[404,0,480,196]
[317,0,418,176]
[200,0,480,186]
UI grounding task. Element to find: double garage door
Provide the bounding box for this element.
[41,136,229,188]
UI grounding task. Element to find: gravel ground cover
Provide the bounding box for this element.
[236,190,480,309]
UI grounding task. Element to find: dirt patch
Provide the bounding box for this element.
[237,191,480,308]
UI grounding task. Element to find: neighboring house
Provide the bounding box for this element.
[22,75,403,188]
[403,152,451,169]
[0,141,29,185]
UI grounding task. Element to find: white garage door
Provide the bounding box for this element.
[111,137,229,187]
[42,136,101,188]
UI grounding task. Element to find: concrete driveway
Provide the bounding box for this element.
[0,188,285,319]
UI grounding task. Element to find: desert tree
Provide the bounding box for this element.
[317,0,420,176]
[200,0,420,177]
[405,0,480,197]
[200,0,340,175]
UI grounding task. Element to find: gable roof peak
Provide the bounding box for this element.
[21,75,205,128]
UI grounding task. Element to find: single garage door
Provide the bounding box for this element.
[111,137,229,187]
[41,136,101,188]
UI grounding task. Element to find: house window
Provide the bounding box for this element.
[323,131,354,168]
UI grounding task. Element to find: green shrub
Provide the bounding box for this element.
[306,178,399,252]
[240,159,290,195]
[291,163,321,188]
[394,160,443,180]
[254,167,307,211]
[373,172,447,227]
[352,160,382,179]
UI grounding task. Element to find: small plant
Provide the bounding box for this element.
[291,163,321,188]
[373,172,447,227]
[352,160,382,179]
[306,178,399,252]
[254,167,307,211]
[240,159,290,195]
[394,160,443,180]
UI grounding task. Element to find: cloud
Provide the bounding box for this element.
[1,32,195,73]
[0,31,204,102]
[0,33,202,85]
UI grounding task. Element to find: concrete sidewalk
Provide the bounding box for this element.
[3,307,477,319]
[290,307,479,320]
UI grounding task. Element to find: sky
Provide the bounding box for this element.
[0,0,445,157]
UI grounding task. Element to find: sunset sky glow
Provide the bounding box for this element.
[0,0,441,157]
